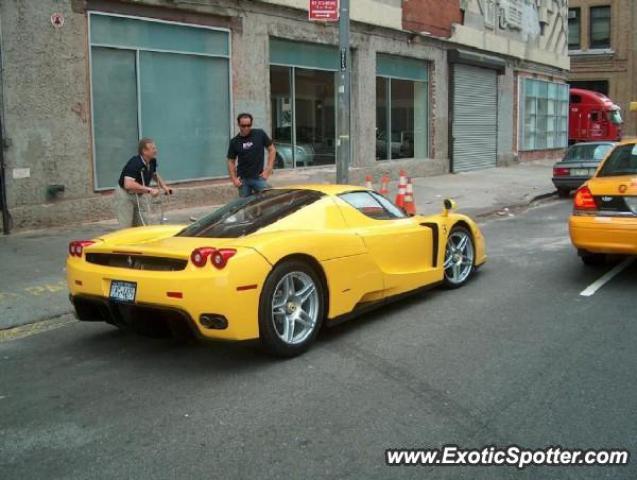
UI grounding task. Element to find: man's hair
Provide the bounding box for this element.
[237,113,253,124]
[138,137,155,154]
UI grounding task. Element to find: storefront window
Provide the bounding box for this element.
[269,38,337,169]
[89,13,230,189]
[375,54,428,161]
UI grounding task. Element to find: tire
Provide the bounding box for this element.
[258,260,325,357]
[580,252,606,266]
[557,188,571,198]
[443,225,475,289]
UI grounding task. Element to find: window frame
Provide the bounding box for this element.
[589,5,611,49]
[568,7,581,50]
[375,54,430,161]
[88,12,233,191]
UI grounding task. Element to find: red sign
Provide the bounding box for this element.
[309,0,339,21]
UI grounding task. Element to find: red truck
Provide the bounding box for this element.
[569,88,622,144]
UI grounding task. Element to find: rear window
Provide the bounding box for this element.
[564,144,613,162]
[597,145,637,177]
[177,189,323,238]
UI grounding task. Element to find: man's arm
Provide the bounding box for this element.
[227,158,242,187]
[123,177,159,196]
[153,173,172,194]
[262,144,276,180]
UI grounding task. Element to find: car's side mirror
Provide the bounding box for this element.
[442,198,457,216]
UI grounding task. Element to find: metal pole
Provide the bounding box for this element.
[336,0,350,184]
[0,22,10,234]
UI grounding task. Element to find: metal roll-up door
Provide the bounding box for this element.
[452,64,497,172]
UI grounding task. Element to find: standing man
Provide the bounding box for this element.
[227,113,276,197]
[114,138,172,227]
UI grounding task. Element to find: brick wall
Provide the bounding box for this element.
[402,0,462,38]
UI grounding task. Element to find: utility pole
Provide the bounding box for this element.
[336,0,350,184]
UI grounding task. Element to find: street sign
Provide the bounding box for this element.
[309,0,339,21]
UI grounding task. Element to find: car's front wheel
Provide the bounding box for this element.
[258,260,325,357]
[443,226,475,288]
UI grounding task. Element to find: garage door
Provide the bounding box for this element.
[452,64,497,172]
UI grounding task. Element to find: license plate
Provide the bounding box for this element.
[109,280,137,303]
[571,168,590,176]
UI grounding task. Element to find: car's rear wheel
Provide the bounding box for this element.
[579,251,606,266]
[258,260,325,357]
[443,226,475,288]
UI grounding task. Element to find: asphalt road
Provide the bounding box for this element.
[1,200,635,480]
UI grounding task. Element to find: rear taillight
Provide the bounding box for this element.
[68,240,95,257]
[211,249,236,269]
[553,167,569,176]
[190,247,236,269]
[573,186,597,210]
[190,247,215,268]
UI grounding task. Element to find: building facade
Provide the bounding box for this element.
[567,0,637,137]
[0,0,569,231]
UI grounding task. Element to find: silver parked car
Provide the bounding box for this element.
[274,142,315,169]
[552,141,616,197]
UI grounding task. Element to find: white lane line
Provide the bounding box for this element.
[580,257,635,297]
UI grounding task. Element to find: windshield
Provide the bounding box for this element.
[597,144,637,177]
[564,144,614,162]
[176,189,324,238]
[609,109,622,125]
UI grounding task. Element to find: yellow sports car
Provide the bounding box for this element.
[67,185,486,356]
[570,140,637,265]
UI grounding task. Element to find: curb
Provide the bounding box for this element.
[469,189,557,220]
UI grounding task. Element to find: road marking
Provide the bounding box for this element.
[0,280,66,303]
[580,257,635,297]
[0,315,76,343]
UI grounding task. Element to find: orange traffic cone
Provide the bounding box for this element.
[379,175,390,196]
[365,175,374,190]
[395,171,407,208]
[403,177,416,216]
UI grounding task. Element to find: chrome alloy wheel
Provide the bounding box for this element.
[271,272,319,345]
[444,229,475,285]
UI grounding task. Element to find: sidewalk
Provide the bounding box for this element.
[0,159,557,331]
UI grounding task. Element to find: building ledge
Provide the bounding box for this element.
[569,48,615,57]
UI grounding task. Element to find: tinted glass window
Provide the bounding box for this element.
[369,191,407,218]
[598,145,637,177]
[564,144,613,162]
[339,191,406,220]
[177,189,323,238]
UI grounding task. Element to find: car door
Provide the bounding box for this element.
[335,191,440,298]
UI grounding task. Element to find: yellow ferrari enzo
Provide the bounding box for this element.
[570,140,637,265]
[67,185,486,356]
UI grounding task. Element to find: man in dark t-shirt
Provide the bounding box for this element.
[114,138,172,227]
[226,113,276,197]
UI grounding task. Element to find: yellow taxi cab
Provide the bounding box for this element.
[569,139,637,265]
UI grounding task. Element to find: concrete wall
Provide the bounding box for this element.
[452,0,570,70]
[1,0,93,227]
